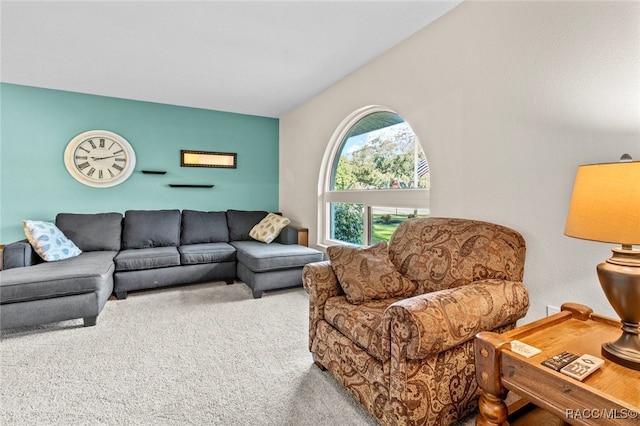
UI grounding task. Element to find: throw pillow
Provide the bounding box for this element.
[23,220,82,261]
[249,213,291,244]
[327,241,416,304]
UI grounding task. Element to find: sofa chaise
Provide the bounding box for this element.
[0,209,323,330]
[303,217,530,426]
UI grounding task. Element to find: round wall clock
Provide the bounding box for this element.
[64,130,136,188]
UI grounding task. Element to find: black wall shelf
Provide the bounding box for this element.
[141,170,167,174]
[168,184,214,188]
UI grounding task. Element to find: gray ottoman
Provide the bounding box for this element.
[231,241,324,298]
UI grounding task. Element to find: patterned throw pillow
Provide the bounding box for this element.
[23,220,82,261]
[249,213,291,244]
[327,241,416,304]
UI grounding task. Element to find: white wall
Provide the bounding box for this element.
[280,1,640,323]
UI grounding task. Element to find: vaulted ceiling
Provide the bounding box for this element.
[1,1,461,117]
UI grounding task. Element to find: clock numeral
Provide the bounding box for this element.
[79,147,90,154]
[112,163,124,172]
[75,155,88,160]
[77,162,90,170]
[87,167,96,177]
[108,142,115,150]
[99,139,105,148]
[88,139,96,149]
[108,169,115,178]
[115,158,126,163]
[113,149,124,155]
[99,170,104,179]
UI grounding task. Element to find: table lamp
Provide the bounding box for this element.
[564,159,640,370]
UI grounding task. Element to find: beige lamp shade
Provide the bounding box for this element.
[564,161,640,246]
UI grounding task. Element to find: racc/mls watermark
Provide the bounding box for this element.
[566,408,638,420]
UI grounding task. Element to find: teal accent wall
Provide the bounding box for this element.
[0,83,279,242]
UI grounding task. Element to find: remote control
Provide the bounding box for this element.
[541,351,579,371]
[560,354,604,381]
[509,340,542,358]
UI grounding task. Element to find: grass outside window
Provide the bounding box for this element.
[372,209,429,243]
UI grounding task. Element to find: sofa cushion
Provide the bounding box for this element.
[178,243,236,265]
[122,210,181,249]
[114,247,181,272]
[231,241,323,272]
[324,295,404,362]
[0,251,116,304]
[56,212,123,251]
[181,210,229,245]
[327,241,417,304]
[226,210,268,241]
[22,220,82,261]
[249,213,290,244]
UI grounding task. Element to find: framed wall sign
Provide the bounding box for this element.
[180,150,237,168]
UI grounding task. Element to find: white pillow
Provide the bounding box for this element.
[249,213,290,244]
[23,220,82,261]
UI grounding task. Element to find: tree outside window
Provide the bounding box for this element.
[325,110,430,245]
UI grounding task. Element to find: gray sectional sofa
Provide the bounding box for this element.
[0,209,323,330]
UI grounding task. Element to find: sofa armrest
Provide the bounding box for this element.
[302,261,343,350]
[274,226,298,245]
[1,240,42,270]
[384,279,529,360]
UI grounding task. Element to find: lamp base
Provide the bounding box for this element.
[601,322,640,370]
[597,247,640,370]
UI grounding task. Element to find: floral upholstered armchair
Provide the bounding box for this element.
[302,217,529,426]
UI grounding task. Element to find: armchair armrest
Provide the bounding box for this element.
[1,240,41,270]
[302,261,343,350]
[384,279,529,360]
[302,261,342,299]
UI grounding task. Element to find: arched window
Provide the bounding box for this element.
[319,106,430,246]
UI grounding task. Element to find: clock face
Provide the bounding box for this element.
[64,130,136,187]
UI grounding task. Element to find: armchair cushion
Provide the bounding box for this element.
[324,295,404,362]
[326,242,417,304]
[384,279,529,360]
[389,217,526,294]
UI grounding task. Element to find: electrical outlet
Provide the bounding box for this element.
[547,305,561,316]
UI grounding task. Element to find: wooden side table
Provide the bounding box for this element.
[289,225,309,247]
[474,303,640,425]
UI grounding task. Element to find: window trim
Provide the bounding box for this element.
[318,105,430,246]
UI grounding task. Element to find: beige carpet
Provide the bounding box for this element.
[1,282,476,425]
